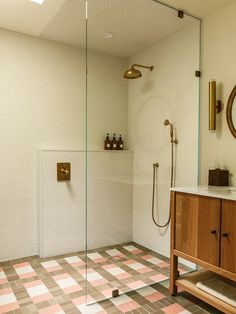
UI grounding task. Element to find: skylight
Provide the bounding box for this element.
[30,0,45,4]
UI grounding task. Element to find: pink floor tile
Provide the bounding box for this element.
[102,264,116,270]
[53,273,82,294]
[111,256,125,261]
[123,259,134,266]
[91,278,108,287]
[64,256,85,268]
[127,280,146,290]
[13,262,36,279]
[118,300,140,313]
[33,292,53,304]
[24,280,53,304]
[116,272,131,280]
[93,258,107,263]
[0,268,8,284]
[123,245,143,255]
[138,266,152,273]
[162,303,186,314]
[150,273,168,282]
[158,261,169,268]
[0,302,19,314]
[87,253,107,263]
[0,287,19,314]
[101,288,114,298]
[72,295,94,305]
[39,304,64,314]
[41,261,62,273]
[131,249,143,254]
[142,255,152,260]
[178,268,188,275]
[145,291,165,302]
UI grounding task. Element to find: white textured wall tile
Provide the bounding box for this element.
[0,28,128,262]
[39,150,133,257]
[129,22,199,258]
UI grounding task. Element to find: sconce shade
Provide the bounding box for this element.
[209,80,216,131]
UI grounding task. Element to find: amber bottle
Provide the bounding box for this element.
[104,133,111,150]
[117,135,124,150]
[111,134,117,150]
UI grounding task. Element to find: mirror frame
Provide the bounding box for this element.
[226,85,236,138]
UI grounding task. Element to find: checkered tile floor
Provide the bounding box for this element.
[0,242,222,313]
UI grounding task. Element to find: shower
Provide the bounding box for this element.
[124,64,154,79]
[164,119,178,145]
[151,119,178,228]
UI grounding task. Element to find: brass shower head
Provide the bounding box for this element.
[164,119,171,126]
[124,64,154,79]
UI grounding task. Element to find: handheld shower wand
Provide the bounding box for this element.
[164,119,178,144]
[151,119,178,228]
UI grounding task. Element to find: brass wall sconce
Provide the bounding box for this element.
[209,80,223,131]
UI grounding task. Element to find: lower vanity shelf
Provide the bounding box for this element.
[176,270,236,314]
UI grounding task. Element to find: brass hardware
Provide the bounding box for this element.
[57,163,71,181]
[112,289,119,298]
[209,80,223,131]
[124,64,154,79]
[171,139,178,144]
[164,119,178,144]
[178,10,184,19]
[153,162,159,168]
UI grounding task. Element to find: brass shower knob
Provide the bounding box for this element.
[57,163,71,181]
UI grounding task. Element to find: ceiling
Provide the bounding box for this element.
[0,0,233,58]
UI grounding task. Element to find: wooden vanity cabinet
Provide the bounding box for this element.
[170,191,236,314]
[221,200,236,273]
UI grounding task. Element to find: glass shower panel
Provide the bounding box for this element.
[86,0,200,305]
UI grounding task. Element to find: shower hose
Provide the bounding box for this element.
[151,140,175,228]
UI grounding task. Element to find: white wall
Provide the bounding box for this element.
[39,150,133,258]
[129,23,200,257]
[200,1,236,185]
[0,29,128,262]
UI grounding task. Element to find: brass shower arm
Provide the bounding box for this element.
[132,64,154,71]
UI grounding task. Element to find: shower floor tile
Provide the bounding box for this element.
[0,242,222,313]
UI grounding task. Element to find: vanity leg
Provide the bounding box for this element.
[170,254,178,295]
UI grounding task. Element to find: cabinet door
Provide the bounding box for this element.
[175,193,198,257]
[221,200,236,273]
[175,193,220,265]
[197,197,220,266]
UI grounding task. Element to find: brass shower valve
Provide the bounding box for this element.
[57,163,71,181]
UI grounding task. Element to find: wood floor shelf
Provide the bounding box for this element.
[169,189,236,314]
[176,270,236,314]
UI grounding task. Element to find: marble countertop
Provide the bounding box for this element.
[170,185,236,201]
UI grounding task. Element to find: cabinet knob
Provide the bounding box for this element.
[222,233,228,237]
[211,230,217,234]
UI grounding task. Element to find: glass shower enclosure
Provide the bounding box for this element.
[85,0,201,305]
